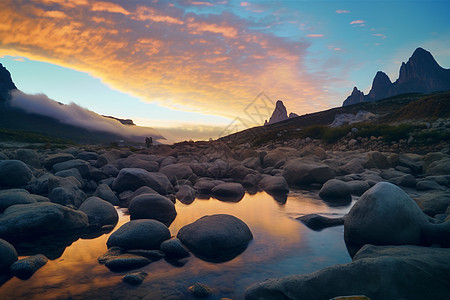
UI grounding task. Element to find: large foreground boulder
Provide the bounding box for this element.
[177,214,253,262]
[0,202,89,240]
[159,164,194,184]
[0,160,33,188]
[245,245,450,300]
[128,193,177,226]
[10,254,48,279]
[344,182,428,257]
[107,219,170,250]
[112,168,173,195]
[283,159,335,185]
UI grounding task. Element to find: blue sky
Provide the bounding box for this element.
[0,0,449,142]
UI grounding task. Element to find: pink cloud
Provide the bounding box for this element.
[240,2,251,6]
[190,1,214,6]
[350,20,365,25]
[336,10,350,14]
[373,33,386,39]
[307,34,324,38]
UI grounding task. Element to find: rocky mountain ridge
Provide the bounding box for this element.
[344,48,450,106]
[264,100,298,125]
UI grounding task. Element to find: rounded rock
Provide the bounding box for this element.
[79,197,119,228]
[128,193,177,226]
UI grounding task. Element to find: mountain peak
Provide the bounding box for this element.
[0,63,17,103]
[264,100,297,125]
[343,48,450,106]
[343,86,365,106]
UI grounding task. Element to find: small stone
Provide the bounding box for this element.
[104,254,151,271]
[10,254,48,279]
[122,272,148,285]
[188,283,212,298]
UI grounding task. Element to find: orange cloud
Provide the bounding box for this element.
[0,0,333,126]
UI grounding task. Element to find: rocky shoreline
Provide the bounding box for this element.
[0,140,449,299]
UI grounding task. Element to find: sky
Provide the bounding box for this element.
[0,0,449,143]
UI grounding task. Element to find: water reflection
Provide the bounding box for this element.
[1,191,353,299]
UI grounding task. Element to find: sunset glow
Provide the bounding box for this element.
[1,0,449,142]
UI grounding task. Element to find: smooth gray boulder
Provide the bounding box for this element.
[194,179,218,194]
[159,164,194,184]
[259,175,289,195]
[344,182,428,257]
[425,157,450,176]
[0,189,36,213]
[297,214,345,231]
[77,151,98,161]
[104,254,151,272]
[346,180,371,196]
[416,180,445,191]
[79,197,118,228]
[113,156,159,172]
[364,151,390,169]
[245,245,450,300]
[160,238,190,258]
[112,168,173,195]
[0,202,89,240]
[175,185,196,204]
[283,159,335,185]
[93,183,120,206]
[0,238,18,271]
[52,159,91,178]
[413,191,450,217]
[107,219,170,250]
[177,214,253,262]
[128,193,177,226]
[54,168,83,183]
[16,149,40,168]
[211,182,245,202]
[43,153,75,169]
[48,176,86,208]
[319,179,352,203]
[10,254,48,279]
[0,160,33,188]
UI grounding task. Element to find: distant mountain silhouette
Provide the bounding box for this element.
[343,48,450,106]
[264,100,298,125]
[0,63,163,144]
[0,63,17,103]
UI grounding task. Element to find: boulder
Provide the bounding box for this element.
[0,238,18,271]
[283,159,336,185]
[177,214,253,262]
[10,254,48,279]
[229,165,256,181]
[211,182,245,202]
[107,219,170,250]
[160,238,190,258]
[364,151,390,169]
[77,151,98,161]
[27,173,53,195]
[346,180,371,196]
[243,173,263,188]
[425,157,450,176]
[112,168,173,195]
[398,154,422,174]
[263,147,298,168]
[100,164,119,177]
[0,160,33,188]
[48,176,86,208]
[393,174,417,187]
[122,271,148,285]
[159,164,194,184]
[298,145,327,160]
[54,168,83,183]
[79,197,119,228]
[113,156,159,172]
[188,283,212,298]
[413,191,450,217]
[43,153,74,169]
[245,245,450,300]
[0,202,89,240]
[52,159,91,178]
[258,175,289,194]
[0,189,36,213]
[344,182,428,257]
[93,183,120,206]
[416,180,445,191]
[338,158,364,175]
[128,193,177,226]
[319,179,352,203]
[297,214,345,231]
[175,185,196,204]
[16,149,40,168]
[88,167,110,182]
[104,254,151,272]
[206,159,229,178]
[242,157,261,171]
[194,179,217,194]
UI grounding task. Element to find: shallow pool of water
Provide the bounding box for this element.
[0,190,354,299]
